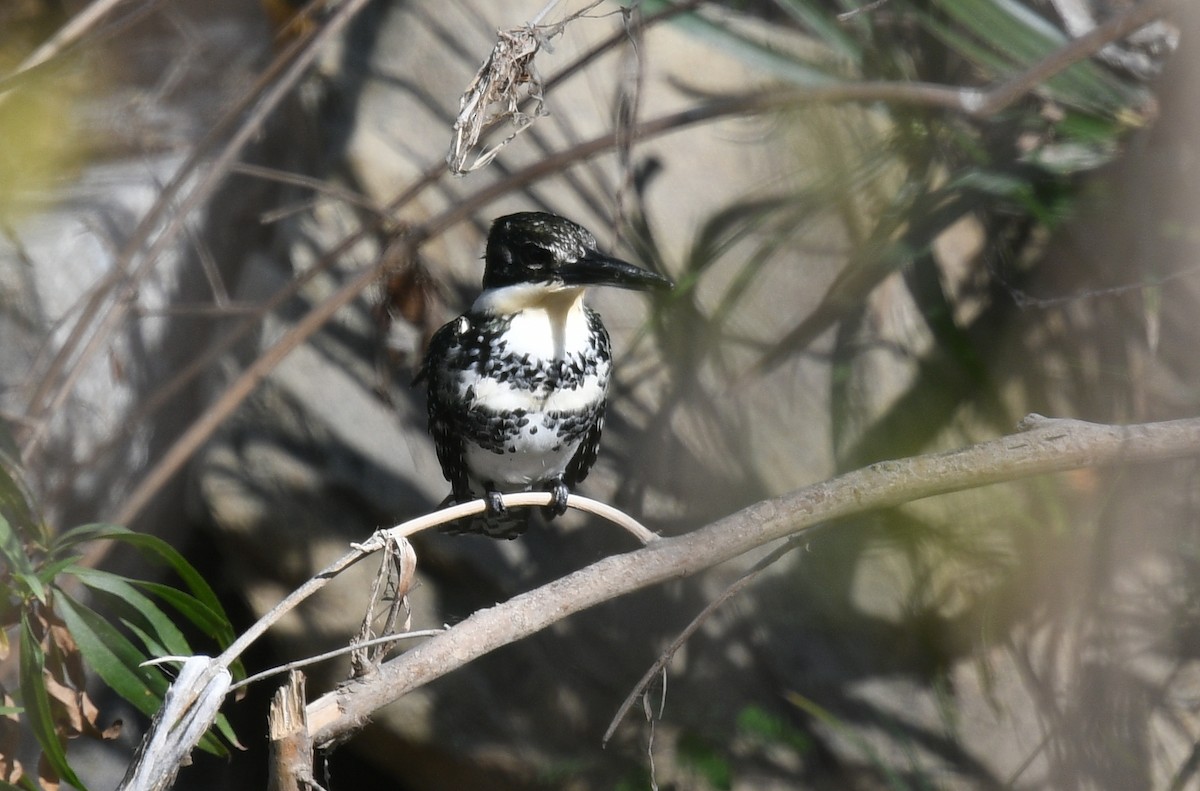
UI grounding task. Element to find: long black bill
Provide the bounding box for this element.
[557,249,674,292]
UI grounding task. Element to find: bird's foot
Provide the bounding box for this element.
[542,478,570,519]
[484,488,507,516]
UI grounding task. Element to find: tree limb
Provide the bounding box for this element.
[307,414,1200,746]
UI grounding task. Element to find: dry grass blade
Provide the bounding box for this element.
[351,535,417,675]
[603,536,806,745]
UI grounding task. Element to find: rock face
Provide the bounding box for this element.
[5,1,1200,789]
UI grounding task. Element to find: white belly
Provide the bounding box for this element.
[464,424,582,488]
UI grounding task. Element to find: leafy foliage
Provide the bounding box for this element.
[0,424,238,790]
[637,0,1151,374]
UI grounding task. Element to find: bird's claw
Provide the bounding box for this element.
[484,489,507,516]
[543,479,570,519]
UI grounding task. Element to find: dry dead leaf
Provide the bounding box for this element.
[447,0,607,174]
[0,688,24,784]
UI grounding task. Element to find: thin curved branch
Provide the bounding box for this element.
[115,491,651,787]
[977,0,1177,117]
[211,492,650,673]
[307,414,1200,746]
[229,629,447,693]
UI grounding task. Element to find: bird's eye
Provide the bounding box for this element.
[518,243,554,271]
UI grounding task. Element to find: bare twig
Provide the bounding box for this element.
[644,679,663,791]
[838,0,891,22]
[0,0,167,96]
[231,629,446,693]
[307,414,1200,746]
[602,534,807,745]
[3,0,126,81]
[231,162,391,219]
[973,0,1177,117]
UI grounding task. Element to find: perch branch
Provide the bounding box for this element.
[213,492,651,673]
[307,414,1200,746]
[118,493,649,787]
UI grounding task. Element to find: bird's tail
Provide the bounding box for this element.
[436,493,532,539]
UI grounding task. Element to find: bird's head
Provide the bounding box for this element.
[482,212,673,294]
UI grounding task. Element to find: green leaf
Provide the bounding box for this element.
[35,555,81,586]
[677,730,732,790]
[54,589,236,756]
[737,704,812,754]
[1057,111,1122,143]
[60,595,240,754]
[917,11,1018,77]
[775,0,861,62]
[133,580,235,646]
[643,0,839,86]
[47,523,122,553]
[924,0,1140,114]
[51,525,230,630]
[948,170,1031,199]
[787,691,909,787]
[0,420,20,467]
[0,705,21,716]
[0,514,44,604]
[55,593,168,719]
[0,448,38,539]
[196,715,237,757]
[69,567,194,658]
[19,614,87,791]
[210,712,243,754]
[121,619,170,660]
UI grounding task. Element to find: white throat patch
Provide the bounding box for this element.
[472,283,591,360]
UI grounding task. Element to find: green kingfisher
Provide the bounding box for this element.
[418,212,673,538]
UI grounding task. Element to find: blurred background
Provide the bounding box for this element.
[1,0,1198,788]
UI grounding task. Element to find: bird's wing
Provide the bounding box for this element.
[420,318,473,499]
[565,308,611,487]
[564,405,603,486]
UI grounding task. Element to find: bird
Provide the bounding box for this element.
[417,211,673,538]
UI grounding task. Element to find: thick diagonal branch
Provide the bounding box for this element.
[308,414,1200,746]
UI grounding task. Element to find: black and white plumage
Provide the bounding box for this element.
[418,212,672,538]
